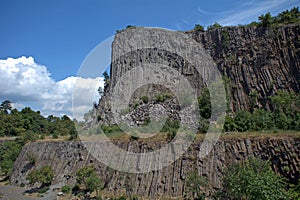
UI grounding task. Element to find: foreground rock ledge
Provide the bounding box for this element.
[10,135,300,198]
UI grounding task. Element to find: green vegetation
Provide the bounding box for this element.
[26,165,54,193]
[141,95,149,104]
[74,166,103,197]
[26,153,36,165]
[207,22,222,30]
[193,24,205,32]
[103,71,110,88]
[161,118,180,140]
[257,7,300,28]
[198,88,211,119]
[186,170,207,200]
[0,100,77,139]
[221,30,230,47]
[154,93,173,103]
[0,100,78,178]
[195,7,299,32]
[218,158,290,200]
[61,185,71,194]
[197,88,211,133]
[224,91,300,132]
[101,124,123,135]
[0,141,22,176]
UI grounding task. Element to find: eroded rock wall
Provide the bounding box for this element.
[95,25,300,126]
[11,136,300,198]
[191,25,300,111]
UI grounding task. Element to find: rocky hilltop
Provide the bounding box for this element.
[95,25,299,126]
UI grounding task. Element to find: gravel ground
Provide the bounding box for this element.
[0,185,57,200]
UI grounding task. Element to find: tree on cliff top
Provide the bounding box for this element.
[0,100,12,114]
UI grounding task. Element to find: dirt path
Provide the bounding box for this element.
[0,185,57,200]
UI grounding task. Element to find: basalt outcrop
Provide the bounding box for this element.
[11,136,300,198]
[94,25,299,126]
[9,25,300,198]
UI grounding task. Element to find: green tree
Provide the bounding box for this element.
[207,22,222,30]
[193,24,205,32]
[76,166,103,196]
[276,7,300,24]
[251,109,274,131]
[224,115,236,132]
[221,158,289,200]
[0,100,12,114]
[0,141,22,176]
[103,71,110,88]
[85,175,102,196]
[258,12,274,27]
[26,165,54,188]
[198,88,211,119]
[234,111,252,132]
[186,170,207,200]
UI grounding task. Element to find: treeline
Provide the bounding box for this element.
[197,90,300,133]
[223,91,300,132]
[193,7,300,31]
[0,100,77,178]
[0,100,77,139]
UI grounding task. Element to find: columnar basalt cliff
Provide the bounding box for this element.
[95,25,299,126]
[9,25,300,198]
[191,25,300,112]
[11,136,300,198]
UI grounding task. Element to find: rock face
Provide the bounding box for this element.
[10,25,299,198]
[191,25,300,112]
[95,25,300,126]
[11,136,300,198]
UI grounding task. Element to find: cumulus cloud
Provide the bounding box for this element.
[0,56,104,119]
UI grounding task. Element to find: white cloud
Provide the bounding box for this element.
[218,0,299,26]
[191,0,299,27]
[0,56,104,119]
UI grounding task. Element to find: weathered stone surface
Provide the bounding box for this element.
[11,136,300,198]
[191,25,300,111]
[94,25,300,126]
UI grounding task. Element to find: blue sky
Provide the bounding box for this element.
[0,0,298,118]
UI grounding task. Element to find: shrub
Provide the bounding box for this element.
[259,12,274,27]
[26,153,36,165]
[0,141,22,176]
[186,170,207,199]
[198,88,211,119]
[52,131,58,139]
[154,93,172,103]
[101,125,122,135]
[141,95,149,104]
[193,24,205,32]
[161,118,180,140]
[220,158,289,200]
[223,115,236,132]
[251,109,274,131]
[38,186,49,194]
[61,185,71,194]
[234,111,252,132]
[207,22,222,30]
[198,117,209,133]
[76,166,103,196]
[26,165,54,187]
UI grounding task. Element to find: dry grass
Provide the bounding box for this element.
[219,130,300,140]
[2,131,299,144]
